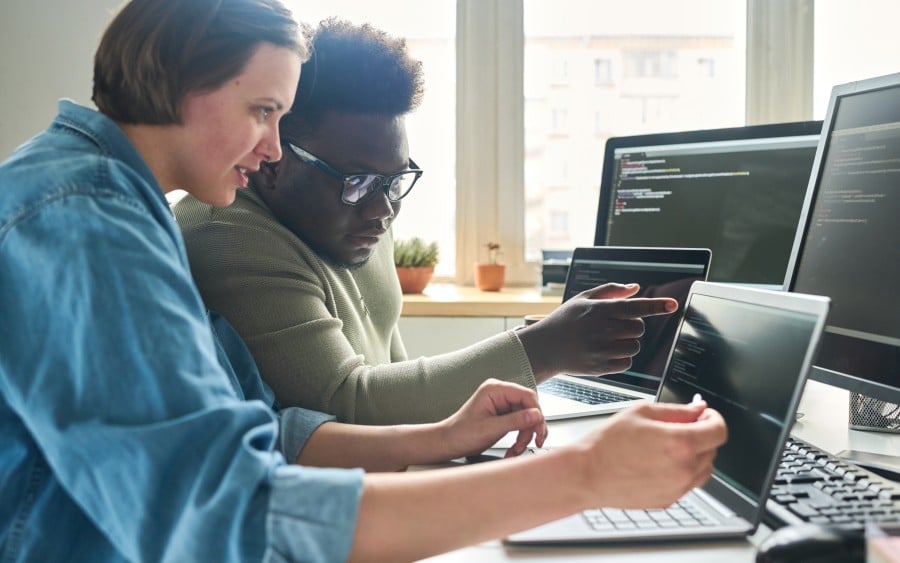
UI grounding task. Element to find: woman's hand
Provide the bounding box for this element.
[432,379,548,462]
[297,379,547,471]
[573,401,727,509]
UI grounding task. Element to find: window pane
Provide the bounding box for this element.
[287,2,457,276]
[524,0,746,260]
[814,1,900,118]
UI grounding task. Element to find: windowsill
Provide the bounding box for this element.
[401,283,560,317]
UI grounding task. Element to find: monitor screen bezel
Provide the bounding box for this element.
[593,122,823,277]
[783,71,900,405]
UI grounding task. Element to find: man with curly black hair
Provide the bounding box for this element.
[175,18,679,425]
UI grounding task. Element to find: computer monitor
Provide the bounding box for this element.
[784,71,900,407]
[594,121,822,288]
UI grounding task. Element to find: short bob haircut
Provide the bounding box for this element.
[93,0,306,125]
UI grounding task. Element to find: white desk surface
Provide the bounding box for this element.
[420,379,900,562]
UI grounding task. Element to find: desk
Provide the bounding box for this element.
[401,283,559,318]
[420,380,899,562]
[399,284,560,357]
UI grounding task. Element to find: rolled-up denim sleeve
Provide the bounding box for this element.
[266,465,363,562]
[277,407,334,463]
[207,310,336,463]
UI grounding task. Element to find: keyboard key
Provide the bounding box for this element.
[538,379,633,405]
[582,498,722,532]
[769,436,900,531]
[789,502,821,518]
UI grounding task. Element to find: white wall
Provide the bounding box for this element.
[0,0,123,159]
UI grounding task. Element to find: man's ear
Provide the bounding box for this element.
[256,160,279,189]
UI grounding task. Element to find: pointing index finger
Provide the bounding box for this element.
[611,297,679,319]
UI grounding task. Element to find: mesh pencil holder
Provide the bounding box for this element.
[849,392,900,433]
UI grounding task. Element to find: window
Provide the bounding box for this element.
[594,58,613,85]
[813,1,900,118]
[550,108,568,132]
[285,1,836,286]
[287,1,457,276]
[624,50,678,79]
[523,0,746,261]
[697,57,716,78]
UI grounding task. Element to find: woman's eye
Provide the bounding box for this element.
[258,106,274,120]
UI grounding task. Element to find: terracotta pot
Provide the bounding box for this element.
[474,263,505,292]
[396,266,434,294]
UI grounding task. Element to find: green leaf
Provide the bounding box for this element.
[394,237,439,267]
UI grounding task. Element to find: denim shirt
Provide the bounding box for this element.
[0,101,363,562]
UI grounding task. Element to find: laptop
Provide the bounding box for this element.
[507,281,830,545]
[538,246,711,420]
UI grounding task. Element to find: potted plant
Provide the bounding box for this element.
[394,237,439,294]
[474,242,505,291]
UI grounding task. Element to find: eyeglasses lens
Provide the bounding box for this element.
[388,173,417,200]
[343,173,418,204]
[343,175,380,203]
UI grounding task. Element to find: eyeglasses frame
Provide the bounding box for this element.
[283,142,422,206]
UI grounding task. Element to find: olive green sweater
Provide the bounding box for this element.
[174,188,535,425]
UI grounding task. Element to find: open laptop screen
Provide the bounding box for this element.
[564,247,709,394]
[657,291,823,503]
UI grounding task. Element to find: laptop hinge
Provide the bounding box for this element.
[693,487,737,519]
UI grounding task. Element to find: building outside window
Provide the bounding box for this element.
[594,58,613,85]
[287,0,900,283]
[523,0,745,261]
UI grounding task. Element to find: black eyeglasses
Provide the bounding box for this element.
[284,142,423,205]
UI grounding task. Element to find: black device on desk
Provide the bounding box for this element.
[540,249,572,296]
[755,523,864,563]
[765,71,900,532]
[594,120,821,288]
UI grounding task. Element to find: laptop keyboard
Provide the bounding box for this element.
[539,378,634,405]
[766,436,900,530]
[583,499,719,531]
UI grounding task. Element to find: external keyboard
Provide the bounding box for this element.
[583,499,719,531]
[538,378,633,405]
[766,436,900,529]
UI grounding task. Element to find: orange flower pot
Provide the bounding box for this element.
[474,263,505,292]
[396,266,434,294]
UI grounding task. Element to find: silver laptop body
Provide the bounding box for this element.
[508,281,830,544]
